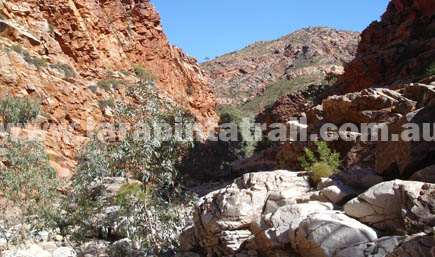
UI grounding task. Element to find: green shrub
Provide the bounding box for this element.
[299,140,341,180]
[0,138,60,245]
[425,61,435,77]
[64,80,196,255]
[185,88,194,95]
[98,98,115,110]
[0,96,41,125]
[23,52,47,69]
[218,108,256,160]
[48,23,55,33]
[10,44,23,54]
[105,70,114,77]
[88,85,98,93]
[324,72,339,85]
[97,79,125,91]
[310,162,334,183]
[120,70,132,76]
[133,66,154,82]
[50,63,76,79]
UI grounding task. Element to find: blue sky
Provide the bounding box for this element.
[150,0,390,63]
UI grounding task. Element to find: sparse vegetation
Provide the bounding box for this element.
[324,72,339,85]
[10,44,23,54]
[98,98,115,110]
[48,23,55,33]
[120,70,132,76]
[23,52,47,69]
[97,79,126,91]
[133,66,154,81]
[88,85,98,93]
[238,74,323,115]
[0,138,60,245]
[50,63,76,79]
[0,96,41,125]
[62,76,196,255]
[105,70,114,77]
[424,61,435,77]
[185,88,194,95]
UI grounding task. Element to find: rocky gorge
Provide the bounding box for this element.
[177,0,435,256]
[0,0,434,256]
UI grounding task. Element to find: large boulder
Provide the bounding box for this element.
[344,180,435,234]
[410,164,435,183]
[323,88,415,125]
[333,168,383,190]
[334,236,406,257]
[251,202,333,256]
[400,182,435,234]
[376,100,435,178]
[344,180,407,232]
[289,211,378,257]
[386,234,435,257]
[317,177,362,205]
[189,171,311,256]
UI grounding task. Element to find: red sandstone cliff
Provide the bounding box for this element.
[0,0,217,177]
[335,0,435,93]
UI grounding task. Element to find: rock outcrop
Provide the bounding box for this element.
[344,180,435,234]
[180,170,435,257]
[0,0,217,177]
[201,27,359,105]
[376,99,435,178]
[334,0,435,94]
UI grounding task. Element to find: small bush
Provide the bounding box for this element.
[10,44,23,54]
[97,79,125,91]
[120,70,131,76]
[310,162,334,183]
[425,61,435,77]
[50,63,76,79]
[0,96,41,125]
[0,138,60,245]
[185,88,194,95]
[98,98,115,110]
[48,23,55,33]
[88,85,98,93]
[133,66,154,82]
[105,70,114,77]
[23,52,47,69]
[299,140,341,173]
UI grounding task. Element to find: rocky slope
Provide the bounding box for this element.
[334,0,435,94]
[201,27,360,105]
[0,0,217,177]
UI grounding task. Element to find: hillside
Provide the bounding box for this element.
[201,27,360,106]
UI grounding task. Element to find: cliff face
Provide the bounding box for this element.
[0,0,217,177]
[201,27,360,105]
[336,0,435,93]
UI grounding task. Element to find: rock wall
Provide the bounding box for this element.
[335,0,435,94]
[0,0,217,177]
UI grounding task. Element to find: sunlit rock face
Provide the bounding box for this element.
[0,0,217,177]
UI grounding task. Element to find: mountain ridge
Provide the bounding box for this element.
[201,26,360,106]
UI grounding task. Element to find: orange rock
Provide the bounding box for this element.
[0,0,217,177]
